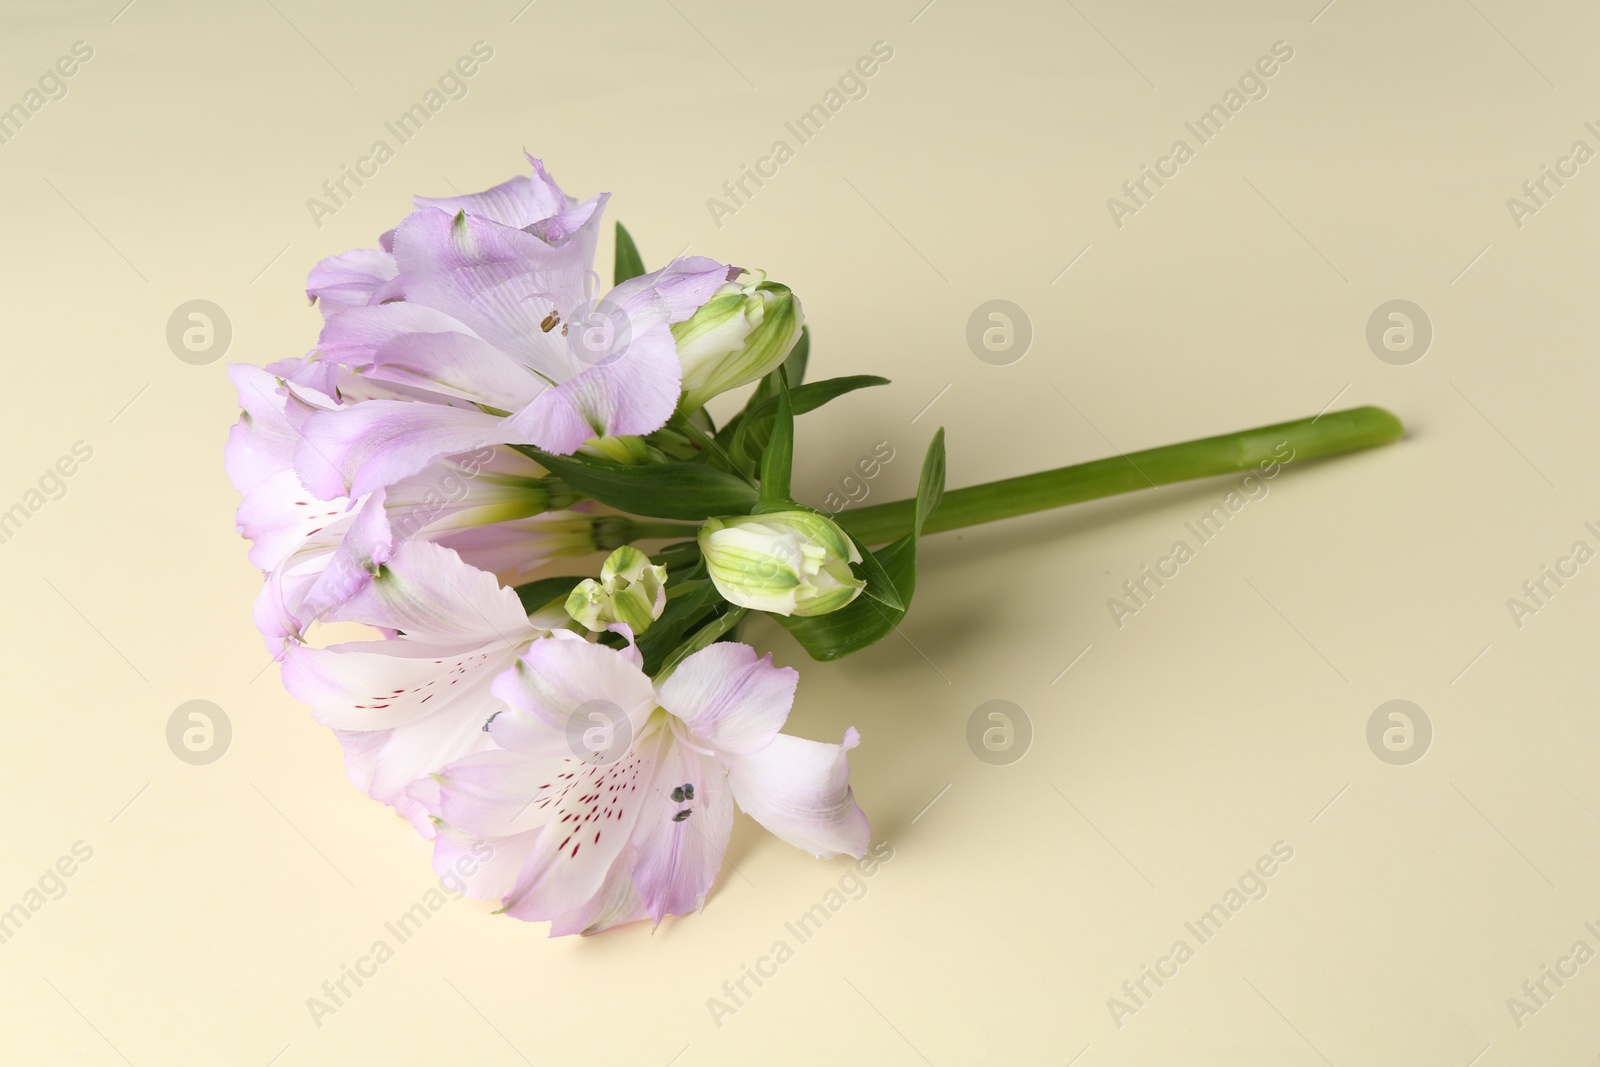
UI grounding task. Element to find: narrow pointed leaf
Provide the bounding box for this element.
[614,223,646,285]
[514,445,757,521]
[777,428,945,660]
[514,575,586,615]
[637,579,719,674]
[914,428,946,535]
[756,369,794,508]
[848,532,906,612]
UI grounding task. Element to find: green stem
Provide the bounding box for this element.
[656,606,746,679]
[834,406,1404,545]
[595,517,701,549]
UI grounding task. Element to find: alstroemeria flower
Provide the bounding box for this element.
[420,635,869,934]
[226,362,589,651]
[286,156,739,503]
[280,539,570,831]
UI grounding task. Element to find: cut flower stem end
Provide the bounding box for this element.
[833,406,1405,546]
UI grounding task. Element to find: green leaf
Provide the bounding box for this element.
[614,223,646,286]
[637,579,718,675]
[914,427,946,535]
[786,326,810,387]
[656,606,746,679]
[777,429,946,660]
[514,575,586,615]
[515,445,757,521]
[757,369,794,508]
[667,411,753,482]
[847,532,906,612]
[651,539,703,575]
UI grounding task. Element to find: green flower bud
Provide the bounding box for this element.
[565,546,667,633]
[673,271,804,412]
[698,511,865,617]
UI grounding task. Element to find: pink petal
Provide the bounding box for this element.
[325,540,531,643]
[413,155,578,230]
[429,826,541,901]
[234,468,351,572]
[433,510,592,589]
[608,256,741,327]
[499,726,666,923]
[545,843,648,936]
[294,399,512,500]
[506,322,681,453]
[656,643,797,756]
[316,302,476,369]
[391,202,606,381]
[306,247,398,317]
[727,729,870,859]
[433,748,562,837]
[628,739,732,924]
[281,638,510,732]
[488,635,657,744]
[368,330,545,411]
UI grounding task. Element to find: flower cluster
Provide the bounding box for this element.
[226,156,947,934]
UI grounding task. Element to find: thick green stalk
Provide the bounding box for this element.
[833,406,1403,545]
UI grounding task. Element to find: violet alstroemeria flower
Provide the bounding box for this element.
[287,156,739,503]
[225,361,588,652]
[280,539,570,832]
[418,635,869,934]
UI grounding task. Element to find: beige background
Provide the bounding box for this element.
[2,0,1596,1063]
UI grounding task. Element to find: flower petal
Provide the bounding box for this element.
[727,729,870,859]
[546,843,648,936]
[413,155,579,230]
[629,737,732,923]
[608,256,740,328]
[306,247,398,317]
[391,201,606,381]
[505,323,681,452]
[428,826,541,901]
[234,467,352,572]
[489,635,658,744]
[281,638,510,732]
[294,399,512,500]
[656,642,797,756]
[499,722,666,923]
[434,510,596,588]
[368,330,545,410]
[326,540,531,643]
[433,748,563,838]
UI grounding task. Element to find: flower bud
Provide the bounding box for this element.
[565,546,667,633]
[673,271,803,412]
[698,511,865,617]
